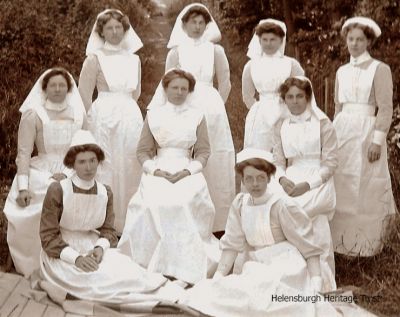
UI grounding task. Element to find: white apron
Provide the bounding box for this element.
[244,55,292,151]
[4,106,82,277]
[331,60,396,256]
[88,50,143,233]
[280,117,336,291]
[118,106,220,284]
[178,42,235,232]
[40,179,181,305]
[182,194,341,317]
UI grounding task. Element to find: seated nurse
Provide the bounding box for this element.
[273,76,338,292]
[118,69,219,287]
[40,130,182,307]
[181,148,335,317]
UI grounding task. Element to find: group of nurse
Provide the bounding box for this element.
[2,2,395,317]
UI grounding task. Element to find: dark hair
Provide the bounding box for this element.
[162,69,196,92]
[41,67,72,92]
[279,77,313,102]
[235,158,276,178]
[64,144,105,168]
[181,5,212,24]
[95,9,130,37]
[341,23,377,43]
[255,22,285,38]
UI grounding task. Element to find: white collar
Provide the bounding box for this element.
[103,41,124,52]
[250,189,272,205]
[289,108,312,123]
[71,174,95,190]
[261,51,282,59]
[350,51,371,66]
[44,99,68,112]
[165,101,188,113]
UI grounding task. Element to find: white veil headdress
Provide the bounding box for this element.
[167,3,221,48]
[147,68,195,111]
[19,68,85,118]
[85,8,143,55]
[290,76,328,121]
[247,18,287,59]
[342,16,381,38]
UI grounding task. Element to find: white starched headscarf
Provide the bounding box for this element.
[247,18,287,59]
[342,16,381,38]
[85,8,143,55]
[147,68,195,110]
[19,68,85,117]
[167,3,221,48]
[236,148,275,165]
[288,76,328,121]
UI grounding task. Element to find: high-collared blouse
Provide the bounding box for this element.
[220,192,322,260]
[334,59,393,140]
[40,179,117,259]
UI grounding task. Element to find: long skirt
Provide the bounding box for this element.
[118,173,220,284]
[189,83,235,232]
[272,161,337,292]
[4,154,63,277]
[182,242,344,317]
[331,111,396,256]
[40,231,182,306]
[88,91,143,233]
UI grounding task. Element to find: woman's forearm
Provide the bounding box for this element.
[306,255,321,277]
[216,249,238,276]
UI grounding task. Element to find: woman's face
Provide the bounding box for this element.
[346,27,370,58]
[242,165,269,198]
[101,18,125,45]
[45,75,69,103]
[259,32,283,55]
[165,77,190,105]
[284,85,308,115]
[74,151,99,181]
[183,14,207,39]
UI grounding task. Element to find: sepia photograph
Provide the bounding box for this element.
[0,0,399,316]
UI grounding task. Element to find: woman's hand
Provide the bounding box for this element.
[16,190,32,207]
[52,173,67,182]
[169,170,190,184]
[90,247,104,264]
[279,177,295,195]
[288,182,310,197]
[154,169,173,181]
[75,255,99,272]
[368,143,381,163]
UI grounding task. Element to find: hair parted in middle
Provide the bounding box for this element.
[41,67,73,92]
[95,9,130,37]
[279,77,313,102]
[162,69,196,92]
[181,5,212,24]
[255,22,285,38]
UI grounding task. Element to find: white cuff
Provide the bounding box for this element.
[372,130,386,145]
[186,160,203,175]
[95,238,110,251]
[60,246,80,265]
[17,175,29,191]
[142,160,157,175]
[306,174,323,190]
